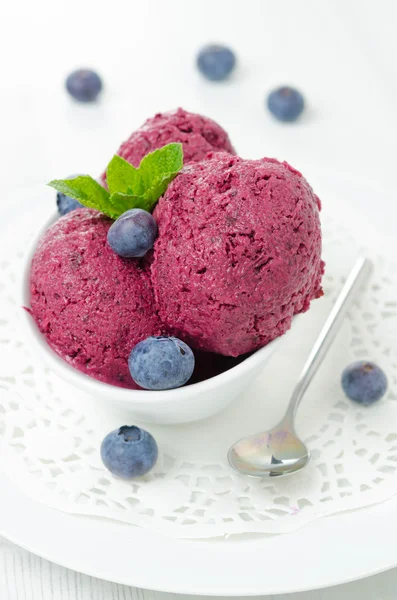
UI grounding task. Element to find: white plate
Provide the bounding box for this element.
[1,470,397,596]
[1,179,396,595]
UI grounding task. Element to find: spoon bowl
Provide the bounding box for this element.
[228,423,310,478]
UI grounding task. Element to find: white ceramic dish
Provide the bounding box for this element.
[19,212,282,425]
[2,470,397,596]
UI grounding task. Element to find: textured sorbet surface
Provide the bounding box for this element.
[151,154,324,356]
[102,108,235,181]
[30,209,160,388]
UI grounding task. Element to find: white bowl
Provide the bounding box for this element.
[19,213,282,425]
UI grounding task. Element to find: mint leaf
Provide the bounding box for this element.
[105,142,183,212]
[49,143,184,221]
[141,144,183,205]
[109,192,152,214]
[48,176,118,219]
[144,171,182,204]
[106,155,145,197]
[139,143,184,192]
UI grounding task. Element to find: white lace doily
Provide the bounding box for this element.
[0,205,396,539]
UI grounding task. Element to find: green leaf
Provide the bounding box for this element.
[48,176,117,219]
[49,143,184,221]
[139,142,183,191]
[106,155,145,197]
[106,142,183,212]
[144,171,182,203]
[108,192,152,214]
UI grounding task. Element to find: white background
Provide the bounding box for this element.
[1,0,397,597]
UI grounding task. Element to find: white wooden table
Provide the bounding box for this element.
[1,0,397,597]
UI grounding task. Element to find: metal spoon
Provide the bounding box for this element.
[228,256,372,478]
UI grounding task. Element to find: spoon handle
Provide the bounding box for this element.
[285,256,372,421]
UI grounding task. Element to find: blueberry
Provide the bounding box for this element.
[107,209,157,258]
[101,425,158,478]
[129,336,195,390]
[341,361,387,406]
[267,86,305,122]
[197,44,236,81]
[56,175,83,216]
[65,69,102,103]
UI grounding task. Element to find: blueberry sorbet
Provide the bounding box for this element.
[30,108,325,390]
[101,108,235,183]
[30,209,160,388]
[151,154,324,356]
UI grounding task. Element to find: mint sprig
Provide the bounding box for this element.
[48,142,183,220]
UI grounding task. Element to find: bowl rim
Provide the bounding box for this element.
[19,211,283,404]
